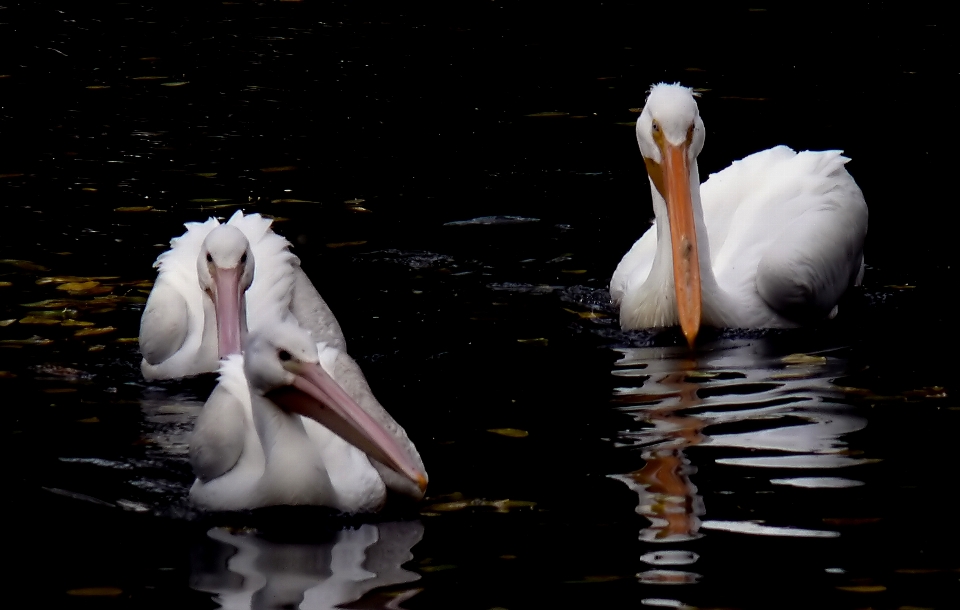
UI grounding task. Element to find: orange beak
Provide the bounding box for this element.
[646,140,702,347]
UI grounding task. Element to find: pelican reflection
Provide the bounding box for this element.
[191,520,423,610]
[609,340,871,582]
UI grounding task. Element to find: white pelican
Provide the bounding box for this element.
[610,84,868,346]
[139,211,345,380]
[189,321,427,512]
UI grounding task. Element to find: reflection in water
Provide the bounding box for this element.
[609,340,870,584]
[191,521,423,610]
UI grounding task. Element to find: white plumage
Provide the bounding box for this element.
[611,84,867,344]
[189,322,427,512]
[139,210,344,380]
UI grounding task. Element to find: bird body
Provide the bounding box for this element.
[189,324,427,512]
[611,84,867,343]
[140,211,344,380]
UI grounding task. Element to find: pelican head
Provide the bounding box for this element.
[636,83,706,347]
[198,225,256,358]
[244,323,429,495]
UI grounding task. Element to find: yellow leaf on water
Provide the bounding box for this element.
[114,206,154,212]
[0,281,11,287]
[488,428,529,438]
[560,269,587,274]
[517,338,548,346]
[19,316,60,325]
[62,320,94,327]
[425,501,471,512]
[56,281,99,292]
[0,319,16,327]
[781,353,827,365]
[0,336,53,346]
[0,259,48,272]
[161,81,189,87]
[74,327,116,337]
[835,585,886,593]
[88,345,105,352]
[114,337,139,343]
[260,165,297,173]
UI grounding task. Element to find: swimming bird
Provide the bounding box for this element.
[610,83,868,346]
[139,211,344,380]
[189,321,427,512]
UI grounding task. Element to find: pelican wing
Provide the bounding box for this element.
[290,267,347,351]
[702,148,867,321]
[190,358,254,483]
[139,278,190,365]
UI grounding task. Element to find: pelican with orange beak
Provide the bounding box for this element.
[611,83,868,345]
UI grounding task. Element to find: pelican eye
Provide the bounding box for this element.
[205,253,213,263]
[240,252,247,264]
[652,120,660,133]
[278,350,292,362]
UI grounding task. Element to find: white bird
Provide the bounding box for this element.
[139,210,344,380]
[189,321,428,512]
[611,84,868,346]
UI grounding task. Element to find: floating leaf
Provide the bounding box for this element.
[0,336,53,346]
[195,172,217,178]
[62,320,94,327]
[85,85,111,90]
[131,75,167,80]
[490,499,536,512]
[344,198,366,204]
[19,316,60,325]
[161,81,189,87]
[425,501,471,512]
[0,259,48,272]
[488,428,529,438]
[0,281,11,287]
[525,111,569,118]
[561,269,587,275]
[781,353,827,365]
[517,337,548,346]
[835,585,886,593]
[37,275,118,285]
[259,165,297,173]
[74,326,116,337]
[114,206,154,212]
[189,198,231,203]
[0,319,15,327]
[348,206,372,213]
[79,417,100,423]
[564,575,622,584]
[114,337,139,343]
[88,344,105,352]
[56,281,98,291]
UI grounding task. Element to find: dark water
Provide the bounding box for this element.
[2,2,956,609]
